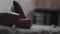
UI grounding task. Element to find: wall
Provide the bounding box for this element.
[0,0,13,11]
[0,0,31,17]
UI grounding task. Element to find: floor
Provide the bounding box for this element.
[31,24,60,32]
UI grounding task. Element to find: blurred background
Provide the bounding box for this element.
[0,0,60,27]
[0,0,60,34]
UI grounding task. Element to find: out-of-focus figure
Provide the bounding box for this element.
[11,1,31,29]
